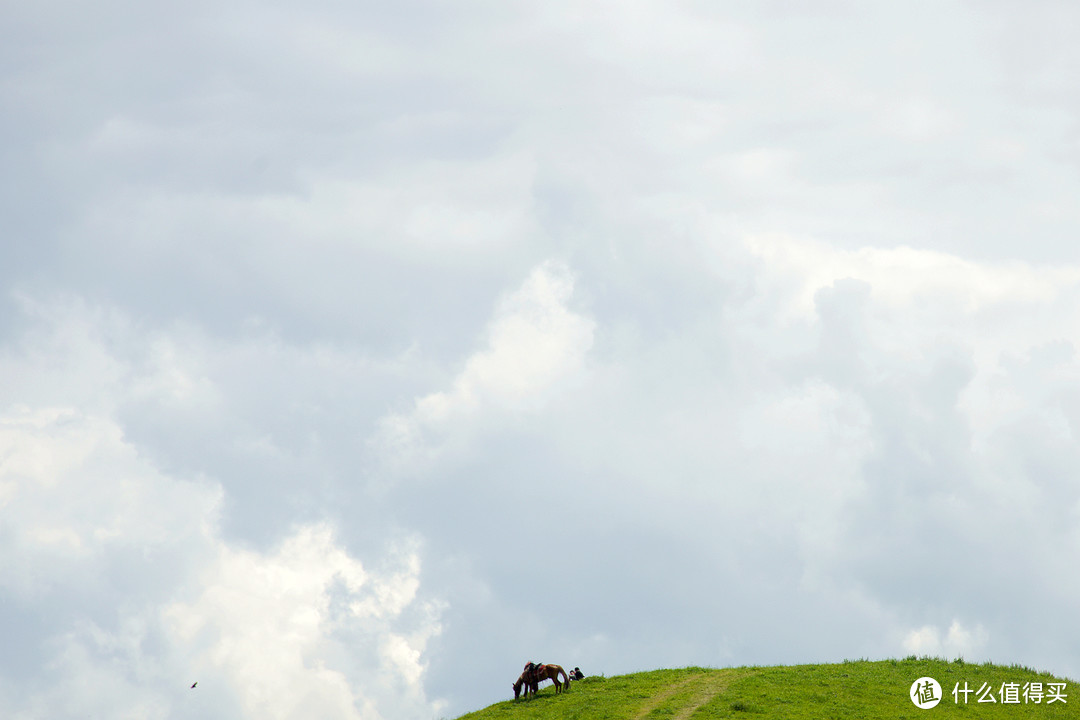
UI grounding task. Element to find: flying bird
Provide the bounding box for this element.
[191,682,197,689]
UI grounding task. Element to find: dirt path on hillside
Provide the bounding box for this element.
[630,675,700,720]
[632,669,758,720]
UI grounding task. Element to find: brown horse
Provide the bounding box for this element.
[513,663,570,699]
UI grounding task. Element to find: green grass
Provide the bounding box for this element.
[454,659,1079,719]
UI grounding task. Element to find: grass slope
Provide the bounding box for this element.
[455,659,1079,720]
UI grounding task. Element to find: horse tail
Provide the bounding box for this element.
[559,666,570,691]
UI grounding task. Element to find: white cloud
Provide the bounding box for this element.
[0,403,443,719]
[0,406,221,598]
[372,260,595,472]
[903,621,989,660]
[165,524,441,720]
[744,234,1080,319]
[453,261,594,409]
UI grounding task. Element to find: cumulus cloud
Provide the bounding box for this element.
[372,260,595,474]
[903,621,990,660]
[745,234,1080,319]
[0,406,220,600]
[6,0,1080,716]
[395,233,1080,691]
[0,389,442,719]
[165,524,441,720]
[732,234,1080,672]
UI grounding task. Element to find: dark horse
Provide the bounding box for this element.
[513,662,570,699]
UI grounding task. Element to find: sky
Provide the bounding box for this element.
[2,1,1080,718]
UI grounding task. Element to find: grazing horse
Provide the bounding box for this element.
[513,663,570,699]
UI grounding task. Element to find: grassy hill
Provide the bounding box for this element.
[455,658,1078,719]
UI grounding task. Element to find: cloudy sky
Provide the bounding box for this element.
[3,1,1080,718]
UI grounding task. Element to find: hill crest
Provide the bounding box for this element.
[454,658,1079,719]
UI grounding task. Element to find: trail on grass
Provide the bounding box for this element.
[632,669,758,720]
